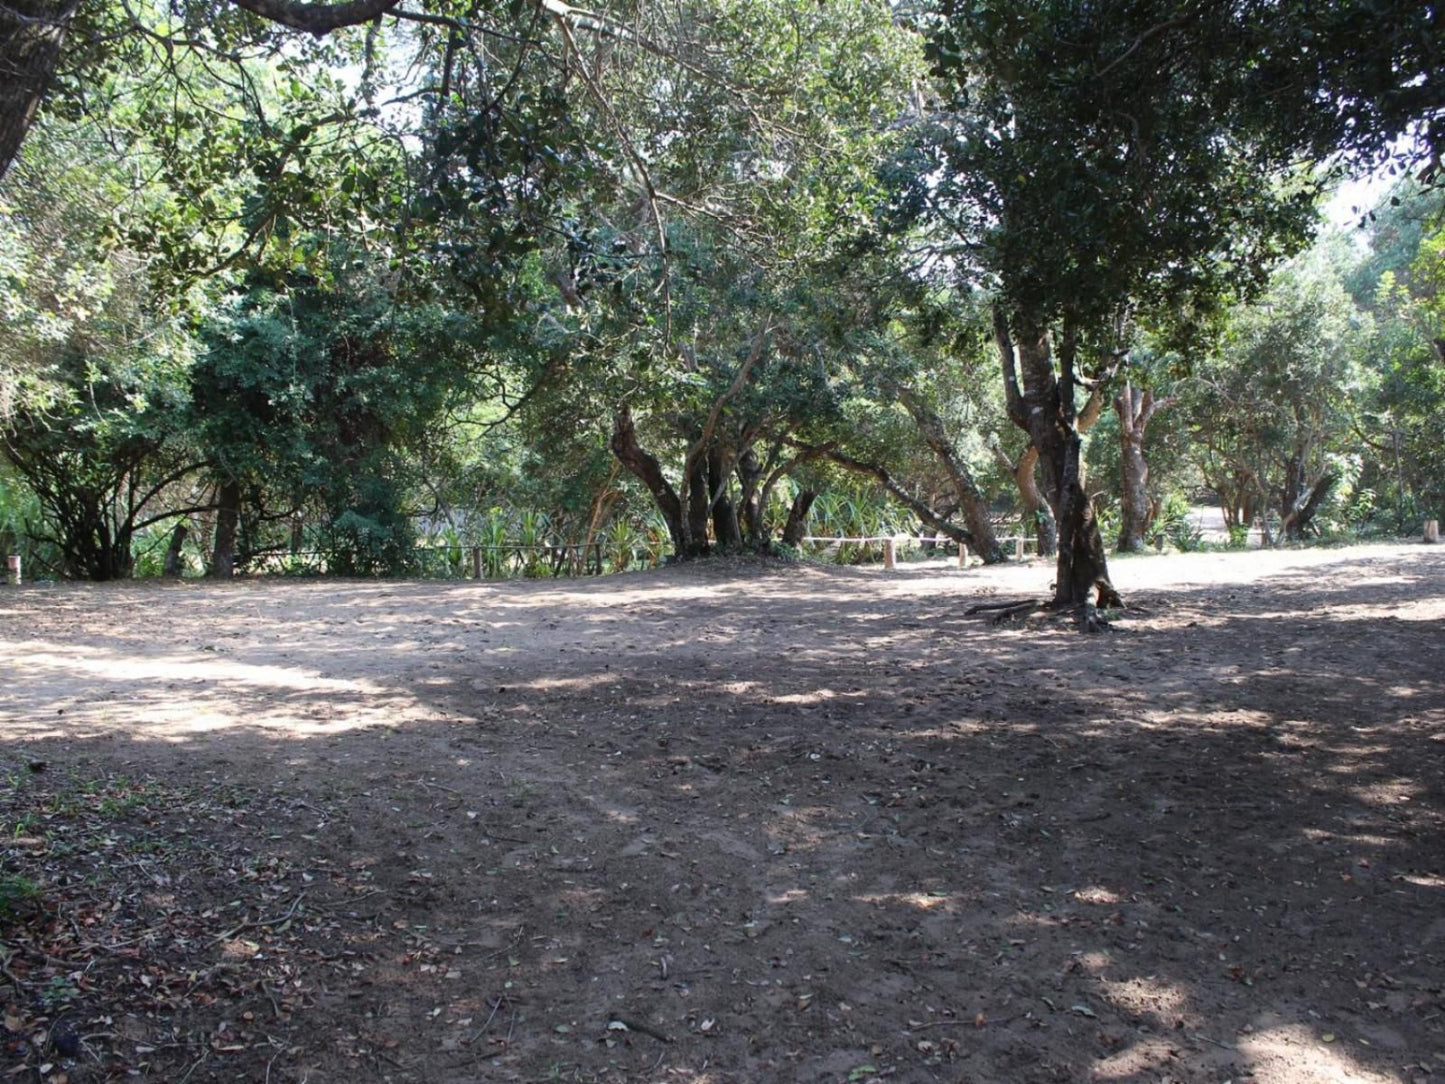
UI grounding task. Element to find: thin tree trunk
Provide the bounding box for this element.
[163,522,189,577]
[211,479,242,578]
[1113,378,1176,552]
[781,490,817,547]
[897,387,1004,562]
[809,446,975,549]
[582,460,622,557]
[1117,391,1150,551]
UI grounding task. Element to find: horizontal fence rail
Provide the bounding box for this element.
[3,527,1038,584]
[799,532,1037,567]
[235,542,665,580]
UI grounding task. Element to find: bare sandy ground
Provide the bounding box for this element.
[1,542,1443,1083]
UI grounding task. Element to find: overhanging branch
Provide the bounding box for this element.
[229,0,400,34]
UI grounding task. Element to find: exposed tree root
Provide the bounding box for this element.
[1078,602,1113,633]
[965,596,1120,632]
[964,599,1043,624]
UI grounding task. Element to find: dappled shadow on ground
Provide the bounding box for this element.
[1,545,1443,1083]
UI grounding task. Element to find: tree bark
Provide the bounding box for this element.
[0,0,79,184]
[735,448,765,549]
[684,451,710,556]
[211,479,242,577]
[781,490,817,547]
[1116,387,1150,551]
[896,387,1004,562]
[163,522,189,577]
[992,441,1056,557]
[1280,462,1336,541]
[707,446,741,550]
[1113,381,1173,552]
[996,308,1121,614]
[609,407,687,556]
[227,0,401,32]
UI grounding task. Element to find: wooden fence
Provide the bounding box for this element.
[799,532,1038,567]
[240,542,660,580]
[1,531,1036,585]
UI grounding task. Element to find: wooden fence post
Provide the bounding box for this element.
[884,538,896,570]
[1014,536,1024,559]
[1425,520,1440,544]
[957,542,968,568]
[6,555,19,585]
[471,547,483,579]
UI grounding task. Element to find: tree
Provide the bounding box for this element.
[1111,344,1179,552]
[1,348,201,580]
[514,0,922,559]
[1340,183,1445,531]
[193,261,497,575]
[1240,0,1443,181]
[0,115,205,578]
[811,304,1008,562]
[923,0,1318,623]
[0,0,80,185]
[1183,244,1369,543]
[1,0,420,184]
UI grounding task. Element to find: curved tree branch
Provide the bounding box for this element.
[228,0,400,34]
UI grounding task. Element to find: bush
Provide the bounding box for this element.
[319,474,417,577]
[1145,493,1205,552]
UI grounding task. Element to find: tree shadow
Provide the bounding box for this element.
[1,547,1442,1082]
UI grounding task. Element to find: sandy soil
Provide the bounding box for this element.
[1,543,1443,1083]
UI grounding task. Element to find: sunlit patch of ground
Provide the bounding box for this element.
[1,542,1442,1083]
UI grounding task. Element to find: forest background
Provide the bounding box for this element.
[1,0,1442,607]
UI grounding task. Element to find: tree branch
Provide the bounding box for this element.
[791,442,971,546]
[229,0,400,34]
[993,307,1026,427]
[681,319,771,492]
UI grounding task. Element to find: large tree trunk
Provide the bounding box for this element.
[211,479,242,578]
[0,0,78,183]
[610,408,688,556]
[781,490,817,547]
[736,449,766,549]
[896,387,1005,562]
[163,522,189,577]
[996,309,1121,617]
[684,452,710,557]
[1279,451,1335,542]
[1114,381,1173,552]
[707,446,741,550]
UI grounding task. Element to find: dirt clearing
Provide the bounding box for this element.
[2,543,1443,1083]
